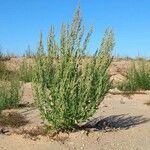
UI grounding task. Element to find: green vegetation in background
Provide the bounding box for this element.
[118,60,150,91]
[0,79,21,113]
[0,57,21,113]
[19,60,34,82]
[23,45,35,58]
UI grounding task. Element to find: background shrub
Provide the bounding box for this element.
[0,59,21,113]
[0,80,21,113]
[118,59,150,91]
[33,8,114,130]
[19,60,34,82]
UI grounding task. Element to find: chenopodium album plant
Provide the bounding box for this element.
[33,8,115,130]
[118,60,150,91]
[0,79,21,113]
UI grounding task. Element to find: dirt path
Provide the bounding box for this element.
[0,90,150,150]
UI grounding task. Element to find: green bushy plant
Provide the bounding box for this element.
[19,60,34,82]
[0,79,21,113]
[118,60,150,91]
[33,8,114,130]
[0,60,21,112]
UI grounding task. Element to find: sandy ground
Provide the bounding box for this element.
[0,58,150,150]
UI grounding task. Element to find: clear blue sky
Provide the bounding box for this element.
[0,0,150,57]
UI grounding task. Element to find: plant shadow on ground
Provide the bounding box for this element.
[81,114,150,131]
[42,114,150,143]
[0,112,29,128]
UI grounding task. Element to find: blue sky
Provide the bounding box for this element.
[0,0,150,57]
